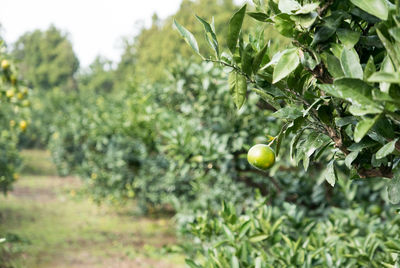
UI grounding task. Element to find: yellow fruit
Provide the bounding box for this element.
[247,144,276,170]
[1,59,10,70]
[17,92,24,100]
[13,173,19,180]
[19,120,27,131]
[6,88,15,98]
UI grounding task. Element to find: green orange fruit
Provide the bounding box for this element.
[247,144,275,170]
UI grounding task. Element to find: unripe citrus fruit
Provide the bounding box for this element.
[247,144,275,170]
[1,59,10,70]
[17,92,24,100]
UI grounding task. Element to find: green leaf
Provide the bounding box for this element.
[229,72,247,109]
[325,160,337,187]
[345,151,359,169]
[389,27,400,42]
[252,42,269,73]
[379,55,396,93]
[354,115,380,143]
[337,28,361,49]
[387,169,400,204]
[376,139,398,159]
[300,51,318,70]
[311,26,336,46]
[319,78,383,114]
[247,12,269,22]
[231,256,240,268]
[196,15,219,58]
[341,48,363,79]
[273,48,299,83]
[227,4,247,53]
[295,3,319,14]
[322,53,345,79]
[249,234,269,243]
[251,88,281,110]
[278,0,301,14]
[255,257,262,268]
[368,72,400,84]
[349,0,388,20]
[238,220,252,239]
[291,12,318,28]
[185,259,202,268]
[290,129,306,160]
[273,14,295,38]
[222,224,235,241]
[364,56,376,80]
[275,125,286,157]
[273,106,302,120]
[335,116,358,127]
[242,43,254,76]
[377,29,400,70]
[174,19,201,58]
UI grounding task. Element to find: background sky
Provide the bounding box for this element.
[0,0,183,67]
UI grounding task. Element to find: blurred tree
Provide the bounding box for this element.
[116,0,238,83]
[78,56,115,93]
[12,25,79,90]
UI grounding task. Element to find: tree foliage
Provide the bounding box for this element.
[12,25,79,91]
[176,0,400,203]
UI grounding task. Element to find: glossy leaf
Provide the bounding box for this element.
[229,71,247,109]
[350,0,388,21]
[247,12,269,22]
[337,28,360,49]
[273,106,302,120]
[325,160,337,187]
[249,234,269,243]
[252,42,269,73]
[196,15,219,58]
[376,139,398,159]
[354,115,380,143]
[368,72,400,84]
[364,56,376,80]
[174,20,201,57]
[341,48,363,79]
[242,43,254,76]
[389,27,400,42]
[345,151,359,169]
[322,53,345,78]
[278,0,301,14]
[227,5,247,53]
[319,78,383,114]
[273,48,299,83]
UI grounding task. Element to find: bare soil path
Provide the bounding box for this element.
[0,150,184,268]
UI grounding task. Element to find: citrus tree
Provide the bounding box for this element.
[0,44,30,194]
[175,0,400,204]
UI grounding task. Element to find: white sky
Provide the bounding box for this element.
[0,0,183,68]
